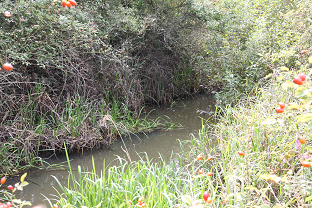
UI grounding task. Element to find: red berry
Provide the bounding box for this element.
[65,1,71,8]
[238,151,245,156]
[61,1,67,7]
[299,73,307,81]
[302,161,311,168]
[207,172,213,176]
[198,170,203,174]
[275,107,284,113]
[278,102,285,109]
[4,11,11,17]
[7,185,13,190]
[2,63,13,71]
[293,77,303,85]
[299,138,306,144]
[1,177,6,184]
[69,0,77,6]
[6,202,11,208]
[203,191,209,202]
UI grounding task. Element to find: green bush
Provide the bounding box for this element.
[189,0,312,105]
[0,0,209,174]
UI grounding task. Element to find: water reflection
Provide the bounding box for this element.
[21,94,215,206]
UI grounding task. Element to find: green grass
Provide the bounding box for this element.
[0,93,174,176]
[51,147,189,207]
[50,65,312,207]
[187,66,312,206]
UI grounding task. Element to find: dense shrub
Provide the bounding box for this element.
[191,0,312,105]
[0,0,209,174]
[0,0,207,112]
[2,0,312,174]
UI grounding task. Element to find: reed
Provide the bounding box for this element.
[0,94,173,176]
[52,147,189,207]
[51,66,312,207]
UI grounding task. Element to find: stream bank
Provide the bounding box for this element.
[19,94,215,206]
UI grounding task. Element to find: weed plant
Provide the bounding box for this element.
[2,0,312,204]
[0,93,172,175]
[51,59,312,207]
[0,0,207,175]
[187,64,312,206]
[52,148,190,208]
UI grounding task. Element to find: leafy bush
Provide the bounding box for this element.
[189,56,312,206]
[0,0,209,174]
[189,0,312,105]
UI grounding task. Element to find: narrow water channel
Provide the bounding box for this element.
[20,95,215,206]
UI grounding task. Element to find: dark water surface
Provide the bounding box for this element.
[19,95,215,206]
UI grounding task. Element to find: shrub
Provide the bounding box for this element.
[0,0,209,174]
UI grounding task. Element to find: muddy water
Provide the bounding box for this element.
[20,95,215,206]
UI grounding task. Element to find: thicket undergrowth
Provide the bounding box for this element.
[43,59,312,208]
[1,0,312,206]
[0,0,208,174]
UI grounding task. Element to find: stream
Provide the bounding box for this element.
[18,94,215,206]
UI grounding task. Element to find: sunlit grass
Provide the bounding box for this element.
[52,147,190,208]
[50,67,312,207]
[189,73,312,206]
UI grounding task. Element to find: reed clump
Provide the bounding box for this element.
[0,0,207,175]
[51,62,312,207]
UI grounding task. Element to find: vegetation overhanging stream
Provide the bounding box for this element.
[1,0,312,206]
[21,95,216,206]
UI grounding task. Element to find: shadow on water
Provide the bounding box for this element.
[18,94,215,206]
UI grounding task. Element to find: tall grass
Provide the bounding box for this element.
[51,66,312,207]
[52,147,190,208]
[0,93,173,176]
[187,70,312,206]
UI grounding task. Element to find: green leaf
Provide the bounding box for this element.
[20,173,27,183]
[280,66,289,71]
[289,103,300,110]
[245,186,260,194]
[95,201,103,208]
[265,73,272,79]
[281,81,294,89]
[305,195,312,202]
[20,202,32,208]
[261,119,276,125]
[20,181,29,187]
[181,195,192,205]
[307,123,312,130]
[297,113,312,122]
[12,199,22,204]
[295,89,310,97]
[63,204,74,208]
[276,76,284,82]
